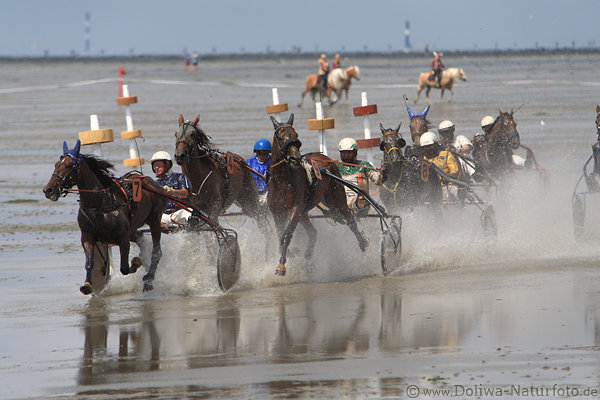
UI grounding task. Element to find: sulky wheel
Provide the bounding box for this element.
[481,205,497,239]
[217,233,241,292]
[572,193,585,241]
[380,217,402,276]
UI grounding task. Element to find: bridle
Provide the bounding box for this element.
[52,154,80,196]
[273,124,302,162]
[175,122,211,162]
[380,130,405,163]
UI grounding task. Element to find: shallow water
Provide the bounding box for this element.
[2,53,600,399]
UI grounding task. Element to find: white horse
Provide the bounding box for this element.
[415,67,467,104]
[298,66,360,106]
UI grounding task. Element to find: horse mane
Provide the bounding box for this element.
[81,154,116,186]
[193,125,218,152]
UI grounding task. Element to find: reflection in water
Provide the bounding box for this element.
[75,278,487,397]
[74,269,599,398]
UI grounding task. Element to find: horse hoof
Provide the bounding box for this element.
[275,265,286,276]
[143,282,153,292]
[130,257,143,273]
[80,282,93,295]
[120,267,129,276]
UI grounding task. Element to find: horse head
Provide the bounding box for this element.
[347,66,360,80]
[456,68,467,81]
[379,122,405,165]
[270,113,302,166]
[407,104,430,145]
[174,114,213,165]
[43,140,81,201]
[492,109,520,150]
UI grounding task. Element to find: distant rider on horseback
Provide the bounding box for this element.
[430,51,444,86]
[317,54,330,92]
[331,53,341,69]
[337,138,386,215]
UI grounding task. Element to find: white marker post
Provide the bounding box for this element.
[306,102,335,156]
[353,91,380,165]
[117,85,144,168]
[265,87,289,116]
[78,114,114,158]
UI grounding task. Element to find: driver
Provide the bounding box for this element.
[150,151,192,226]
[420,131,460,203]
[336,137,386,215]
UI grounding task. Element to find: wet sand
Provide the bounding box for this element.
[2,53,600,399]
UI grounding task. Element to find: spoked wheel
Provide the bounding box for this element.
[217,233,241,292]
[481,205,497,239]
[380,216,402,276]
[572,193,586,241]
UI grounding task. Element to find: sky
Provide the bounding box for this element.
[1,0,598,57]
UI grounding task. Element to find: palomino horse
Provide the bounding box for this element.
[173,115,271,238]
[415,67,467,104]
[298,66,360,107]
[472,109,521,179]
[268,113,368,276]
[43,140,166,294]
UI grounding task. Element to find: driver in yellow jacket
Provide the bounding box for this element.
[420,131,460,203]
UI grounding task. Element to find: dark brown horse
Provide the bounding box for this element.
[43,140,166,294]
[173,115,271,240]
[268,113,368,276]
[472,109,520,178]
[379,109,442,211]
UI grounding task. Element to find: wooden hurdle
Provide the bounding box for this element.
[78,114,113,158]
[353,92,380,165]
[307,102,335,156]
[117,85,144,168]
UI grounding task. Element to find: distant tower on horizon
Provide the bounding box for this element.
[84,12,91,55]
[404,21,411,53]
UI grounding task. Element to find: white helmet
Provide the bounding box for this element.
[150,151,173,171]
[453,135,472,149]
[338,137,358,151]
[481,115,494,128]
[420,131,438,147]
[150,151,172,164]
[438,120,455,132]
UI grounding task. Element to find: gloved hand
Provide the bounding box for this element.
[161,185,174,194]
[380,168,388,183]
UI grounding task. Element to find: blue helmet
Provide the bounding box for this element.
[253,139,271,152]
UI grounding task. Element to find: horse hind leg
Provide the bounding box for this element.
[299,217,317,259]
[142,222,163,292]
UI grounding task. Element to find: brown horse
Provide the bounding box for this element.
[43,140,166,294]
[173,115,271,240]
[298,66,360,107]
[472,109,521,178]
[415,67,467,105]
[268,113,368,276]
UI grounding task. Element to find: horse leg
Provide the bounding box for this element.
[80,240,95,295]
[299,217,317,259]
[449,87,454,102]
[415,86,422,103]
[440,88,445,102]
[299,89,307,107]
[142,223,162,292]
[426,87,432,105]
[275,210,301,276]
